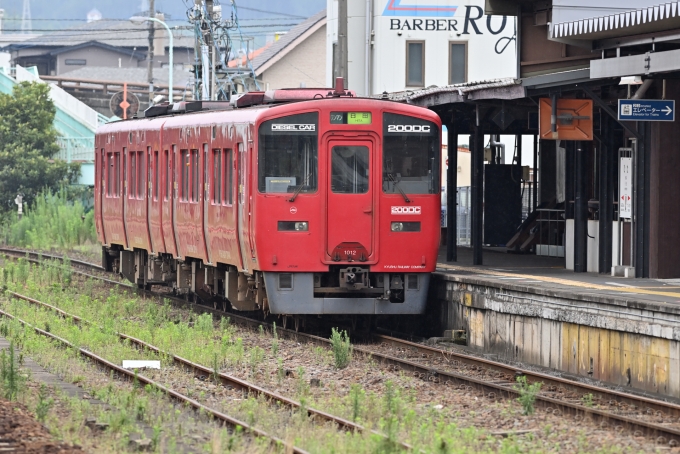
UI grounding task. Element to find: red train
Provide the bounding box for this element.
[95,80,441,316]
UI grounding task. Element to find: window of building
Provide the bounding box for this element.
[449,43,467,85]
[65,59,86,65]
[406,41,425,87]
[224,149,233,204]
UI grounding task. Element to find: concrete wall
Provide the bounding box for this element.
[56,47,143,75]
[433,275,680,398]
[260,25,327,90]
[327,0,517,96]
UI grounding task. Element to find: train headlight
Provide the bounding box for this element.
[278,221,309,231]
[391,222,420,232]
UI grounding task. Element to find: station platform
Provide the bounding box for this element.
[435,246,680,310]
[430,246,680,399]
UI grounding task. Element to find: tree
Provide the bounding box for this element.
[0,82,80,212]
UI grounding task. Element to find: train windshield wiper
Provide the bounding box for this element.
[387,173,411,203]
[289,172,313,202]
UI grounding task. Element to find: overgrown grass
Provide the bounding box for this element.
[330,327,352,369]
[0,260,646,454]
[1,188,96,251]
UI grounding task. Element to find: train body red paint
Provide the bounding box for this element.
[95,87,441,315]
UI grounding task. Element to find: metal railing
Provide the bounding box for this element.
[55,137,94,162]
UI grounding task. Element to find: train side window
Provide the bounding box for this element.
[212,149,221,204]
[224,149,233,205]
[115,152,121,197]
[129,151,137,199]
[107,153,113,196]
[181,150,190,202]
[164,150,170,201]
[137,151,144,199]
[154,150,159,201]
[191,149,199,202]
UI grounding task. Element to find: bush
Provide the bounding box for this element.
[514,376,542,415]
[330,328,352,369]
[2,188,96,250]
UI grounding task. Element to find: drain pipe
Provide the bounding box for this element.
[364,0,371,97]
[489,134,505,164]
[631,79,654,100]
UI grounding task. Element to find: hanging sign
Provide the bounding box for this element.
[618,99,675,122]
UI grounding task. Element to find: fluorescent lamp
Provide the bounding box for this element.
[619,76,643,85]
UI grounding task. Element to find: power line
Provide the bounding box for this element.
[234,5,305,19]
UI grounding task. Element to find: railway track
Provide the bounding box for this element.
[2,289,412,451]
[2,246,680,447]
[0,308,308,454]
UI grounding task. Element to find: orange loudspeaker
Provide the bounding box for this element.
[539,98,593,141]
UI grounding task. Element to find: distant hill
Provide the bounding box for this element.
[1,0,326,38]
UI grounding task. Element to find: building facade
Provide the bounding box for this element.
[326,0,517,96]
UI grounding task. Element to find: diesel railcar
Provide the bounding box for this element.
[95,80,441,316]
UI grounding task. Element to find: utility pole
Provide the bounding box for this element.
[336,0,348,88]
[147,0,155,106]
[21,0,32,34]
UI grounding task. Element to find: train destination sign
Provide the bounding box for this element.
[618,99,675,122]
[330,112,372,125]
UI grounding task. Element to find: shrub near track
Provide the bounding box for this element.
[0,258,654,454]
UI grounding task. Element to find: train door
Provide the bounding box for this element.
[171,145,182,258]
[96,148,106,245]
[237,142,249,272]
[147,146,164,253]
[162,146,178,257]
[122,147,130,249]
[202,143,212,264]
[326,139,374,259]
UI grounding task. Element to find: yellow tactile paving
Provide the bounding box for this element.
[436,263,680,301]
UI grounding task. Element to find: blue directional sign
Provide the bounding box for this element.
[618,99,675,122]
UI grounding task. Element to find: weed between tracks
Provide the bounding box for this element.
[0,257,659,453]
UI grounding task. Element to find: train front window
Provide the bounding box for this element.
[258,112,318,194]
[382,113,439,195]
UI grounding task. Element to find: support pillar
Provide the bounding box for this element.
[574,142,588,272]
[471,123,484,266]
[446,126,458,262]
[598,116,613,273]
[533,134,538,211]
[635,122,649,277]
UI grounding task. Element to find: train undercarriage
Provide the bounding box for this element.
[103,246,430,316]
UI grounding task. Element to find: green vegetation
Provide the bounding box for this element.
[0,339,23,400]
[514,375,543,416]
[0,260,648,453]
[35,384,53,423]
[330,327,352,369]
[2,189,96,251]
[0,82,80,213]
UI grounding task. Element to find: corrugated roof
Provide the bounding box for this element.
[250,10,326,73]
[550,2,680,40]
[59,66,193,87]
[5,19,195,49]
[379,78,519,102]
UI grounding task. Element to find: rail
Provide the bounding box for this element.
[3,247,680,446]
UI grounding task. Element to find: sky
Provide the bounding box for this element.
[1,0,326,46]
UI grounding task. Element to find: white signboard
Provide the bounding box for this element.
[619,157,633,219]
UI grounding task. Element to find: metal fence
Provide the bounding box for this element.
[55,137,94,162]
[521,182,539,221]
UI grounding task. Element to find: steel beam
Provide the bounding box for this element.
[574,142,588,273]
[472,123,484,265]
[446,126,458,262]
